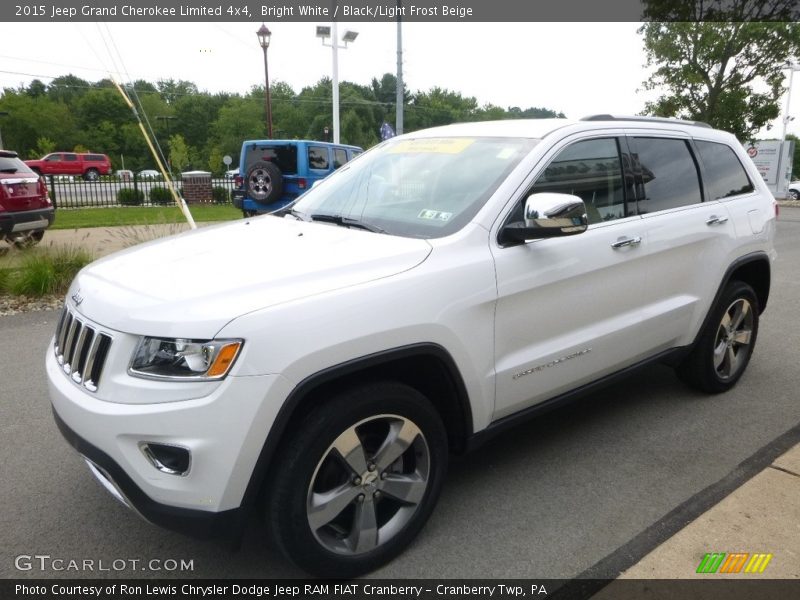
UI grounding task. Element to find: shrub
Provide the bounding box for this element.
[7,246,93,297]
[212,186,230,204]
[117,187,144,206]
[149,186,174,205]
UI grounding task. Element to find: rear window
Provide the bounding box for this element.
[695,141,754,200]
[0,154,35,174]
[84,154,106,162]
[245,144,298,175]
[633,137,703,212]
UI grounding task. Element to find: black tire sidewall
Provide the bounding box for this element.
[683,280,760,393]
[268,382,448,578]
[246,161,283,205]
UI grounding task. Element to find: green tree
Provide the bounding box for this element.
[787,134,800,180]
[168,134,190,172]
[639,4,800,140]
[34,136,56,157]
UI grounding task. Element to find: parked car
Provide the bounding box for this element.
[138,169,161,179]
[0,150,54,247]
[232,139,362,216]
[25,152,111,181]
[787,180,799,200]
[224,168,238,179]
[47,116,776,577]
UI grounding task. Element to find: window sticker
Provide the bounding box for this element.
[418,209,453,221]
[390,138,475,154]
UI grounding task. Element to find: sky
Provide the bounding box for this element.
[0,21,797,137]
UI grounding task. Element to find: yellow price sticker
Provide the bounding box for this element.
[389,138,475,154]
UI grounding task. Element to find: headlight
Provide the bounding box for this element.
[129,337,243,381]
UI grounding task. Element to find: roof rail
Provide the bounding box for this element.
[580,114,712,129]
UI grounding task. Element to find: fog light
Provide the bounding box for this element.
[140,443,191,476]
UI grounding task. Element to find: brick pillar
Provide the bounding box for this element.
[180,171,213,204]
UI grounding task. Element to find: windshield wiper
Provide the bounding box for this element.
[309,213,386,234]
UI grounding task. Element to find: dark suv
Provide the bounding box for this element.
[232,140,362,216]
[25,152,111,181]
[0,150,55,247]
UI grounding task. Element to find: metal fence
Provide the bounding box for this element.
[46,174,238,209]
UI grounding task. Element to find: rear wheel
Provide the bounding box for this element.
[84,168,100,182]
[789,189,799,200]
[267,382,448,577]
[678,281,759,393]
[10,230,45,249]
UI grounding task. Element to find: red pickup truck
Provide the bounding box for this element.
[25,152,111,181]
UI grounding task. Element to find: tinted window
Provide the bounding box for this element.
[245,145,298,174]
[633,137,702,212]
[85,154,105,161]
[333,148,348,169]
[530,138,627,223]
[695,140,754,200]
[45,154,60,162]
[309,146,330,170]
[0,155,34,174]
[64,154,78,162]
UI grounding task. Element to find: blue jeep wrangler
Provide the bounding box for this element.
[232,139,363,216]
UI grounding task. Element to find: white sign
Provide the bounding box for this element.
[745,140,794,197]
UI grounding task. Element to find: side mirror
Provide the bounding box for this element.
[501,193,588,243]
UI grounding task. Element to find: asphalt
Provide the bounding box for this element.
[4,206,799,590]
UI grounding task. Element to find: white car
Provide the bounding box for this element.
[787,181,799,200]
[47,116,776,577]
[137,169,161,179]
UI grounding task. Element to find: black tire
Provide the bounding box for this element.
[84,168,100,182]
[789,189,799,200]
[12,230,45,249]
[267,382,448,578]
[677,281,759,394]
[246,161,283,204]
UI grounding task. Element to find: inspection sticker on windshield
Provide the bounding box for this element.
[418,209,453,221]
[390,138,474,154]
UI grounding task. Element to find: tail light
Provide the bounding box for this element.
[298,178,307,190]
[38,177,52,205]
[234,175,243,187]
[775,201,779,219]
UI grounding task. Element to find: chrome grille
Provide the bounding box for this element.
[54,306,112,393]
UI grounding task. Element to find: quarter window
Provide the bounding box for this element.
[632,137,703,212]
[333,148,348,169]
[695,140,754,200]
[530,138,627,224]
[308,146,330,170]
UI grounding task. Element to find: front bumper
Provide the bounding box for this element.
[46,331,294,539]
[52,409,243,539]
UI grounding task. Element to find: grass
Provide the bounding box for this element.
[51,204,242,229]
[0,245,94,297]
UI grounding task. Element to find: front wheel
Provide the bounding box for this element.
[267,382,448,577]
[84,168,100,182]
[789,189,799,200]
[677,281,759,393]
[10,230,45,249]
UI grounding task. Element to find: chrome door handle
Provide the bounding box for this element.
[610,236,642,249]
[706,215,729,226]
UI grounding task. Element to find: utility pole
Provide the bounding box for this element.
[396,1,404,135]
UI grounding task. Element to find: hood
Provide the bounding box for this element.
[71,216,432,338]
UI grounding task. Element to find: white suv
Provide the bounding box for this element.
[47,116,776,576]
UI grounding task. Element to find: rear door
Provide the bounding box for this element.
[491,133,650,419]
[627,133,738,352]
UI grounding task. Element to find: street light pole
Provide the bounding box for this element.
[317,17,358,145]
[396,1,404,135]
[257,23,273,139]
[781,63,800,142]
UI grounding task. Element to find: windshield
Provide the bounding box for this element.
[292,136,537,238]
